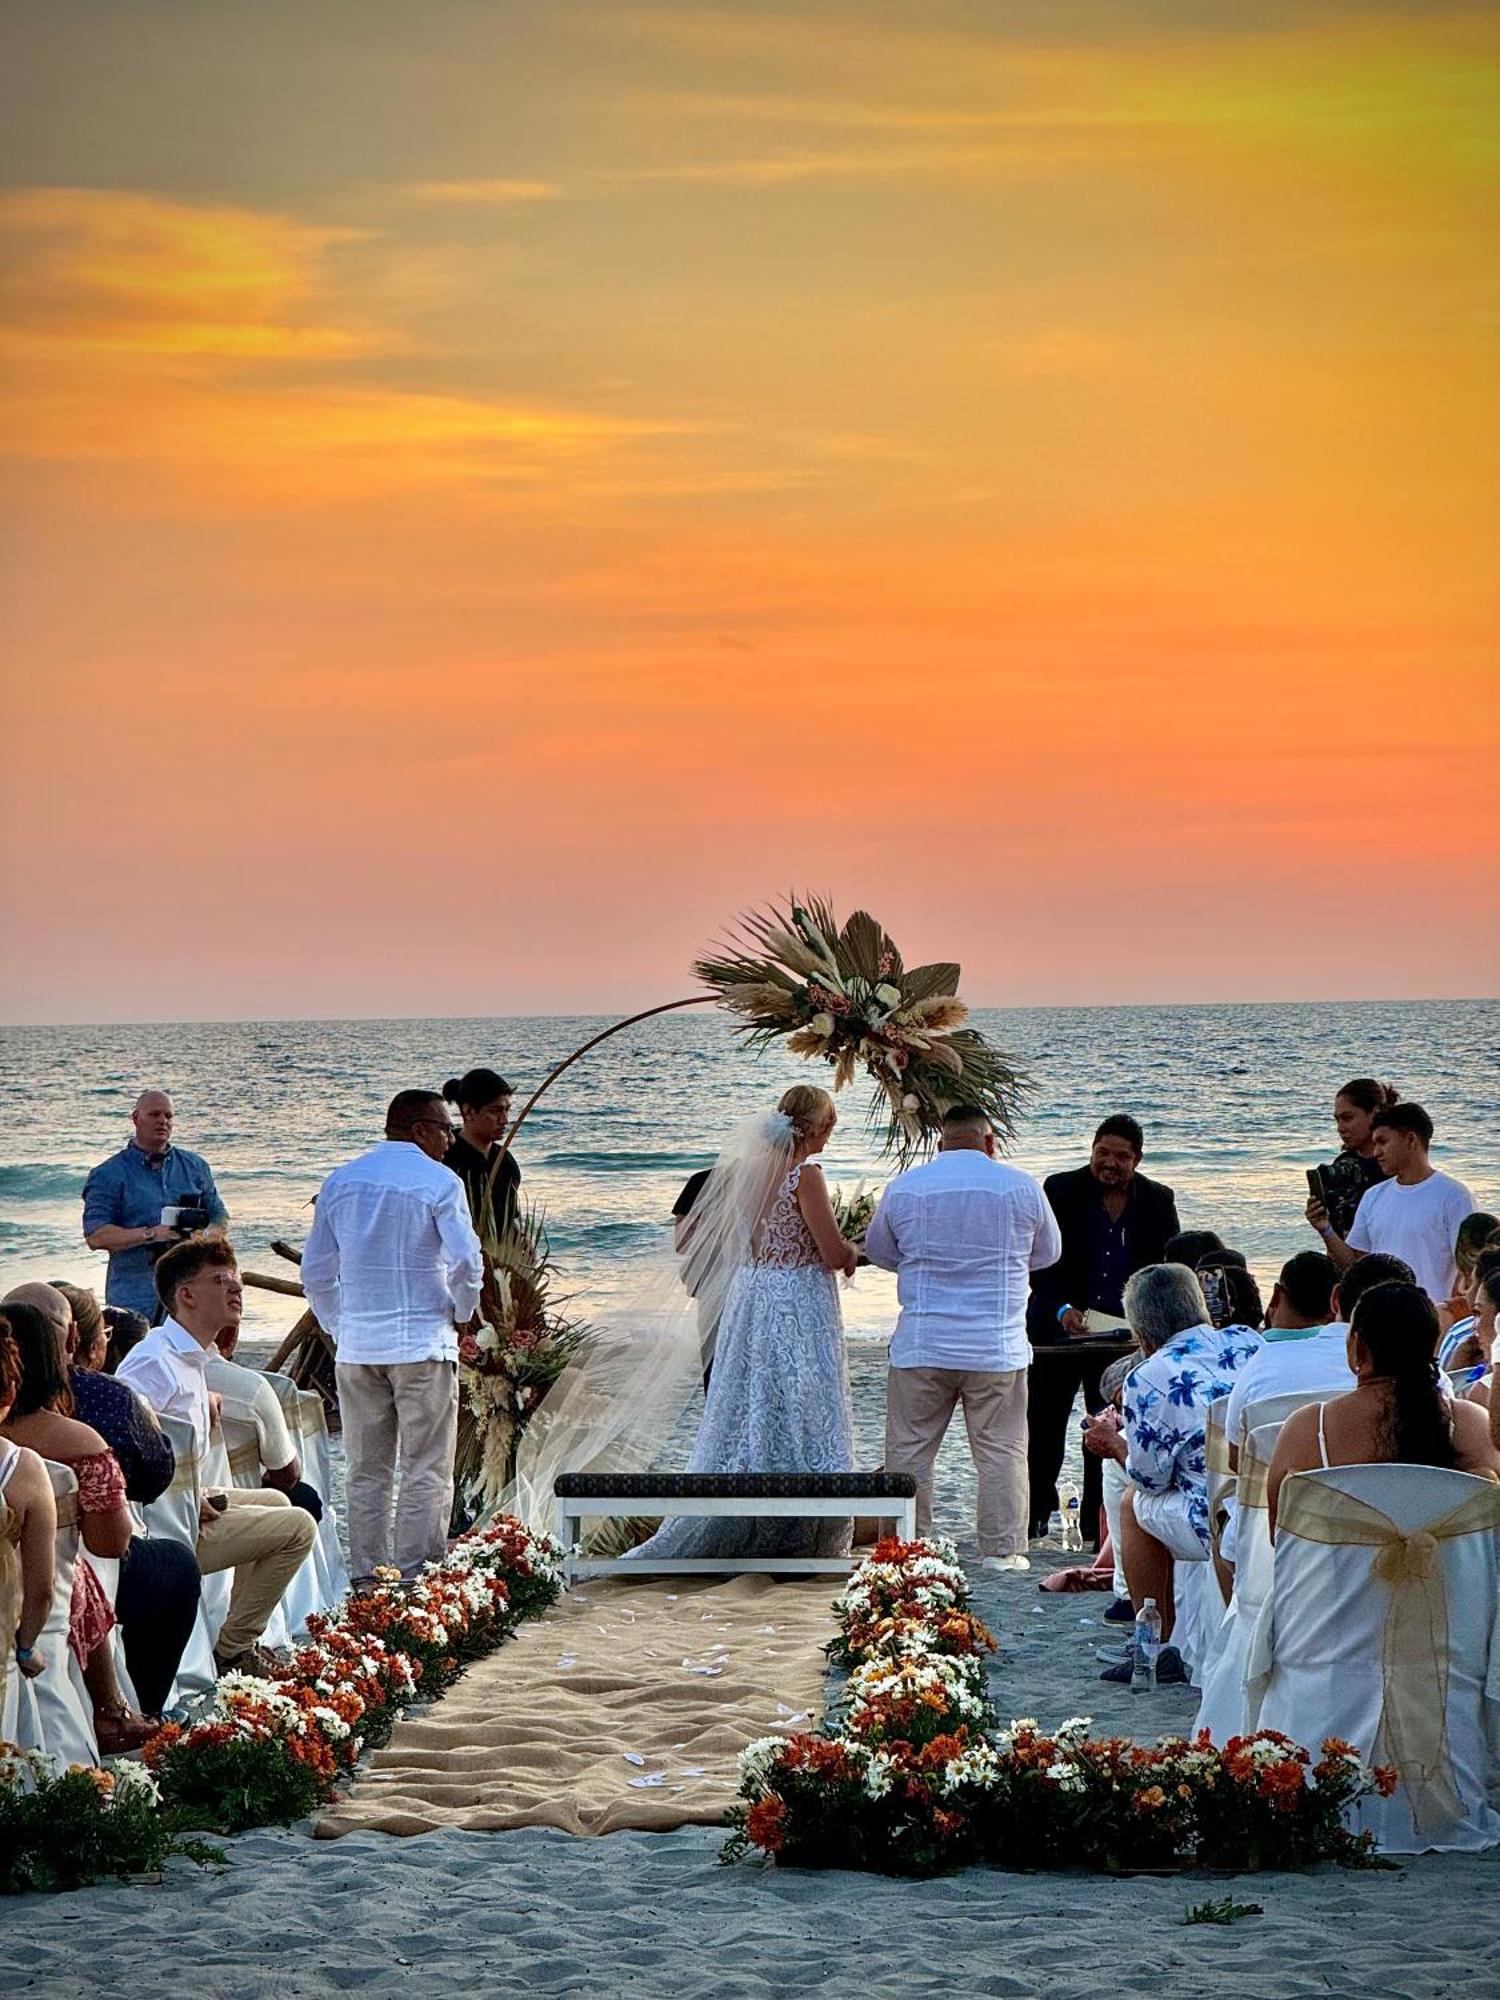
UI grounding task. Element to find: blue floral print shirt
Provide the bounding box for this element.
[1123,1320,1262,1547]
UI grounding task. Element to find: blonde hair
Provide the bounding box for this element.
[777,1083,835,1142]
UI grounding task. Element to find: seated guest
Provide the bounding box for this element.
[1094,1263,1259,1683]
[207,1319,322,1521]
[0,1319,56,1697]
[1197,1256,1264,1332]
[0,1299,156,1749]
[1223,1251,1347,1462]
[1439,1225,1500,1369]
[1456,1255,1500,1410]
[40,1283,199,1717]
[1269,1282,1500,1535]
[118,1238,315,1677]
[1316,1102,1474,1304]
[47,1284,177,1501]
[1166,1231,1247,1271]
[1026,1115,1180,1547]
[55,1283,110,1373]
[102,1306,149,1374]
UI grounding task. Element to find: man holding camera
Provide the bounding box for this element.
[82,1090,227,1322]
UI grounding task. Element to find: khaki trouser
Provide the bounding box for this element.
[885,1365,1029,1557]
[337,1359,459,1579]
[197,1487,317,1660]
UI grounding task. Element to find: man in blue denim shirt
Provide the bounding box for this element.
[82,1090,228,1319]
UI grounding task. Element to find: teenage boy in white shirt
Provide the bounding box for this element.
[1319,1103,1474,1304]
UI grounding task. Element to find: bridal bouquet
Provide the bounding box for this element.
[830,1183,879,1247]
[695,898,1025,1160]
[455,1204,593,1518]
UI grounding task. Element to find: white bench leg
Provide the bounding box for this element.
[556,1499,575,1585]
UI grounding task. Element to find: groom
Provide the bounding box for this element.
[865,1104,1062,1572]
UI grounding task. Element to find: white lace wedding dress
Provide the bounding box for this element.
[626,1162,855,1560]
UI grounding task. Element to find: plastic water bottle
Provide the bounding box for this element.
[1132,1599,1163,1691]
[1059,1482,1083,1553]
[1046,1509,1065,1548]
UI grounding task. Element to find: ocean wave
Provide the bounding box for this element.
[0,1163,87,1202]
[537,1151,714,1174]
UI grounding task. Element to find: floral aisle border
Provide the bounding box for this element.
[723,1537,1397,1877]
[0,1516,565,1893]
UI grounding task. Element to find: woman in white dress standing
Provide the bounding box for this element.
[626,1083,860,1560]
[507,1085,861,1550]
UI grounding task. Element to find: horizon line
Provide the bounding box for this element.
[2,992,1496,1033]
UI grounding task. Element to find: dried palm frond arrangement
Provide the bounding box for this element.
[695,897,1026,1160]
[452,1203,593,1524]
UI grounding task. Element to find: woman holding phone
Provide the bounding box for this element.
[1305,1078,1397,1242]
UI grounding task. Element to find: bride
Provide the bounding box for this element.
[629,1082,860,1560]
[505,1083,861,1557]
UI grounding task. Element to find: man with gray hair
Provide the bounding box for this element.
[82,1090,227,1322]
[1089,1263,1259,1684]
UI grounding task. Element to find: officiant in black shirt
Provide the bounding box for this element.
[1025,1115,1180,1544]
[442,1069,521,1238]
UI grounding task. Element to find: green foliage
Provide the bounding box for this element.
[0,1764,217,1896]
[1182,1898,1265,1926]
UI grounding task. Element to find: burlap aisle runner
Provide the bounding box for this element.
[315,1574,836,1838]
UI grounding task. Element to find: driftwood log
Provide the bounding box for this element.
[250,1258,338,1430]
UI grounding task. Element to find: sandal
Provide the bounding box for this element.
[95,1706,159,1755]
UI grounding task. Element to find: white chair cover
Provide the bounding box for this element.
[14,1462,99,1772]
[1248,1462,1500,1854]
[1239,1389,1329,1439]
[1195,1420,1279,1745]
[266,1371,349,1622]
[142,1414,219,1696]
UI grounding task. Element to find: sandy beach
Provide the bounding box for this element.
[6,1346,1499,1999]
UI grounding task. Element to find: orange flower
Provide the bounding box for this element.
[746,1794,788,1854]
[1134,1786,1167,1812]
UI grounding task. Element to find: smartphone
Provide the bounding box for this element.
[1305,1167,1326,1203]
[204,1491,229,1515]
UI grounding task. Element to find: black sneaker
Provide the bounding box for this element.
[1103,1596,1136,1625]
[1100,1642,1190,1686]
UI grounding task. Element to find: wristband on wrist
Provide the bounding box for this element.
[1316,1223,1334,1240]
[1056,1304,1073,1325]
[15,1644,35,1662]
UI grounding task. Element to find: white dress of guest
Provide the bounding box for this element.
[628,1163,854,1561]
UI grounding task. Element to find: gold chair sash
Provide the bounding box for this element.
[1236,1435,1271,1514]
[227,1440,261,1479]
[169,1449,201,1497]
[1278,1474,1500,1836]
[1205,1413,1232,1478]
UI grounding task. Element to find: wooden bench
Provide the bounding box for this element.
[553,1471,918,1580]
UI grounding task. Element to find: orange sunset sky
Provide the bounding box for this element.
[2,2,1496,1023]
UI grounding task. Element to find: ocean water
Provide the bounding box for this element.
[0,1001,1493,1347]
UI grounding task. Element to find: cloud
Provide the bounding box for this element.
[402,178,564,204]
[0,187,382,360]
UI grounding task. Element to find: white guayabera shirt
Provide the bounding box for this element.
[301,1140,484,1366]
[864,1149,1063,1372]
